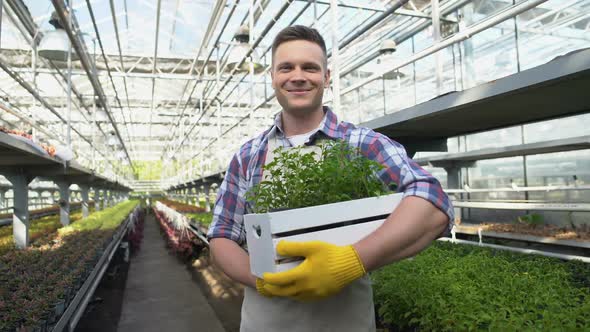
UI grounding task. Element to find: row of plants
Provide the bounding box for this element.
[0,201,140,332]
[159,198,213,233]
[127,209,146,253]
[0,127,56,156]
[372,241,590,331]
[469,218,590,241]
[153,201,202,261]
[0,207,95,257]
[158,198,206,214]
[0,201,88,220]
[186,212,213,229]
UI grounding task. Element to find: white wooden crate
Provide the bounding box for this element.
[244,193,403,277]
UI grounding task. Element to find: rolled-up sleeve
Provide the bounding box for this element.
[207,152,248,245]
[358,129,455,230]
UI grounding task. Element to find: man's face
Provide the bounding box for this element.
[271,40,330,116]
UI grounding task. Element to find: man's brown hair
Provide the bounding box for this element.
[271,25,328,68]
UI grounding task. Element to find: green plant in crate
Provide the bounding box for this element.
[246,140,394,213]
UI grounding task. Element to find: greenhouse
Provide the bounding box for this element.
[0,0,589,331]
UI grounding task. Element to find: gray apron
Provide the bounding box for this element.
[240,134,376,332]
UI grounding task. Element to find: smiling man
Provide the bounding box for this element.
[207,25,454,332]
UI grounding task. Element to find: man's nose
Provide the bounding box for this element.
[289,67,307,83]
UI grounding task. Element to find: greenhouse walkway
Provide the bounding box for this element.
[116,212,225,332]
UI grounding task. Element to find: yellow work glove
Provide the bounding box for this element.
[261,240,366,301]
[255,278,273,297]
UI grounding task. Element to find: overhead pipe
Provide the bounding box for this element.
[327,0,410,58]
[191,0,326,128]
[330,0,341,117]
[0,58,120,169]
[182,1,330,166]
[148,0,162,140]
[0,11,110,166]
[200,0,311,105]
[86,0,129,129]
[168,0,294,161]
[51,0,135,174]
[161,0,232,157]
[193,0,549,168]
[107,0,133,136]
[339,0,470,78]
[164,0,273,165]
[4,0,110,143]
[201,0,306,101]
[184,1,383,165]
[199,0,311,114]
[184,0,384,162]
[336,0,549,100]
[438,238,590,263]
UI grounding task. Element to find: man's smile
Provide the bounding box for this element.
[286,88,313,96]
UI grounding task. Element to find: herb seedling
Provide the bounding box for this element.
[246,140,396,213]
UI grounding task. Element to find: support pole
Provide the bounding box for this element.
[204,183,211,213]
[0,189,6,209]
[56,181,71,226]
[35,190,43,209]
[440,161,474,224]
[94,188,101,211]
[432,0,443,95]
[330,0,341,118]
[50,190,57,205]
[6,174,34,249]
[107,190,113,208]
[444,166,461,190]
[102,189,109,210]
[80,184,90,218]
[192,187,198,206]
[444,166,462,222]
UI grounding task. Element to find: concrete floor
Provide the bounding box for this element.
[116,212,226,332]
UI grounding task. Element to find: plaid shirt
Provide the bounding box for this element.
[207,107,454,245]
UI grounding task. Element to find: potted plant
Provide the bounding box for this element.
[244,140,402,277]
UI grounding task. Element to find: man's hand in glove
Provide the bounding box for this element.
[260,240,366,301]
[255,278,273,297]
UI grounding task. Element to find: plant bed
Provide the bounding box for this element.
[158,199,206,214]
[0,201,88,220]
[153,202,202,261]
[127,209,146,254]
[0,201,138,331]
[73,241,132,332]
[186,212,213,230]
[457,222,590,242]
[371,241,590,331]
[0,208,94,256]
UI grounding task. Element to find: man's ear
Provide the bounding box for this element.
[324,68,331,89]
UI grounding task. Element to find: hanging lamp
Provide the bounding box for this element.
[38,11,79,62]
[226,25,264,74]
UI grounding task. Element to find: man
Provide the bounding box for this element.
[207,25,454,331]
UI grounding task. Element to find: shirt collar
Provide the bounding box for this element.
[269,106,343,140]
